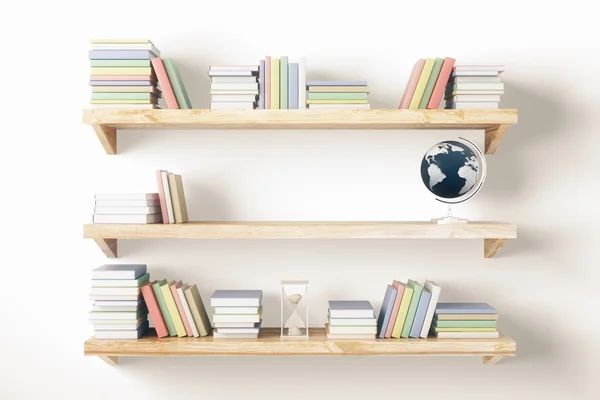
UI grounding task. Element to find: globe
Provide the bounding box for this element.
[420,138,487,205]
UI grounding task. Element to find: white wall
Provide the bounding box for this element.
[2,0,598,399]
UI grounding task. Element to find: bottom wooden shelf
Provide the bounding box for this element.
[84,328,516,365]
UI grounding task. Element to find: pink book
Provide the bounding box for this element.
[90,75,155,81]
[427,57,456,109]
[398,59,426,109]
[171,281,193,336]
[155,170,169,223]
[151,58,180,109]
[265,56,271,109]
[384,280,406,338]
[140,281,169,338]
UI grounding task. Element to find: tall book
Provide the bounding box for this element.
[155,170,170,223]
[385,280,405,338]
[391,283,413,338]
[270,58,280,109]
[160,170,175,223]
[258,59,265,109]
[420,280,442,338]
[418,58,444,109]
[176,283,200,337]
[408,58,435,110]
[288,62,299,109]
[140,281,169,338]
[160,281,187,337]
[279,56,289,109]
[409,288,432,338]
[398,59,425,109]
[401,279,423,338]
[296,57,306,109]
[171,280,194,336]
[163,58,192,109]
[428,57,455,109]
[151,279,176,336]
[376,284,398,338]
[151,58,179,109]
[167,173,188,223]
[265,56,271,109]
[184,284,212,336]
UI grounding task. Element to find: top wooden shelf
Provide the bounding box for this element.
[83,109,518,155]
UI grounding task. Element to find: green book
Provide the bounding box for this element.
[401,279,423,338]
[418,58,444,109]
[307,92,369,100]
[433,319,497,328]
[91,92,156,100]
[90,59,151,67]
[151,279,177,336]
[280,56,288,109]
[163,58,192,109]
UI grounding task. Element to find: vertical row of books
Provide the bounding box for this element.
[325,300,377,339]
[211,290,263,338]
[306,81,370,110]
[208,65,259,109]
[260,56,306,109]
[399,57,456,110]
[445,65,505,110]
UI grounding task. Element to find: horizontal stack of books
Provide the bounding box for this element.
[399,57,456,110]
[89,264,150,339]
[155,170,189,224]
[445,65,505,110]
[141,279,212,338]
[89,39,162,110]
[431,303,499,338]
[306,81,370,110]
[93,193,163,224]
[208,65,259,110]
[325,300,377,339]
[211,290,263,338]
[261,56,307,109]
[376,279,442,339]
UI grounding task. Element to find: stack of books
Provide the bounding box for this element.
[89,39,162,110]
[399,57,456,110]
[325,300,377,339]
[445,65,505,110]
[211,290,263,338]
[260,56,307,109]
[89,264,150,339]
[155,170,189,224]
[141,279,212,338]
[431,303,499,338]
[208,65,259,110]
[376,279,442,339]
[306,81,370,110]
[93,193,163,224]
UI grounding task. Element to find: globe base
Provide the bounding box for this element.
[432,216,469,225]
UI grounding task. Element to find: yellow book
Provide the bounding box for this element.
[391,285,414,338]
[408,58,435,110]
[271,58,280,109]
[90,67,152,76]
[161,281,187,337]
[91,39,152,44]
[90,100,155,104]
[306,100,368,104]
[434,327,497,332]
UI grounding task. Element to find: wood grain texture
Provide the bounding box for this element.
[483,355,505,365]
[91,124,116,155]
[485,124,510,154]
[98,355,119,365]
[484,238,508,258]
[85,328,516,359]
[93,238,117,258]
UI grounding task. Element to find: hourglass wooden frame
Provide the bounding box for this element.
[280,281,309,338]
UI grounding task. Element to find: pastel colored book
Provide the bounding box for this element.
[151,58,179,109]
[454,64,505,72]
[306,80,367,86]
[376,284,398,338]
[327,325,377,335]
[213,332,258,339]
[163,58,192,109]
[213,306,262,315]
[160,281,187,337]
[94,321,149,340]
[92,316,146,331]
[92,214,161,225]
[385,280,406,338]
[309,86,370,93]
[398,59,425,109]
[88,308,146,320]
[391,283,413,338]
[177,284,200,337]
[211,290,263,307]
[140,281,169,338]
[184,284,212,336]
[90,81,154,87]
[294,57,306,109]
[308,104,370,110]
[434,327,497,332]
[210,94,258,102]
[433,319,497,328]
[90,286,141,296]
[401,279,423,338]
[279,56,289,109]
[90,67,152,76]
[91,93,158,100]
[211,83,258,91]
[418,58,444,109]
[91,104,161,110]
[451,94,501,102]
[92,305,140,312]
[328,301,374,319]
[90,100,158,105]
[91,264,146,280]
[325,324,377,340]
[327,316,377,326]
[89,294,141,301]
[209,65,260,71]
[214,322,257,328]
[451,70,501,77]
[434,331,500,339]
[436,313,498,321]
[264,56,271,109]
[210,102,256,110]
[214,326,260,334]
[447,102,499,110]
[306,100,368,104]
[92,86,161,95]
[408,58,435,110]
[210,90,259,95]
[91,39,155,44]
[151,279,177,336]
[453,76,502,83]
[212,313,262,323]
[211,76,258,83]
[90,43,160,55]
[427,57,455,109]
[167,173,189,223]
[409,288,431,338]
[155,170,170,224]
[160,171,175,223]
[453,83,504,90]
[258,59,265,109]
[420,280,442,338]
[447,90,504,97]
[91,273,150,287]
[170,281,194,337]
[94,299,142,307]
[90,60,151,67]
[90,75,155,81]
[89,50,157,60]
[208,70,256,77]
[288,62,299,109]
[435,303,497,314]
[307,92,369,100]
[95,193,159,200]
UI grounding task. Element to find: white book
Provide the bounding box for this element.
[90,42,160,55]
[326,325,377,335]
[328,300,374,319]
[308,104,371,110]
[451,70,501,77]
[453,77,502,83]
[214,327,260,334]
[211,290,263,307]
[210,102,256,110]
[91,264,147,279]
[89,294,141,301]
[92,214,162,224]
[420,280,442,338]
[91,104,160,110]
[176,284,200,337]
[447,102,499,110]
[94,193,159,200]
[89,310,144,320]
[327,316,377,326]
[451,94,501,102]
[208,70,256,77]
[325,325,375,339]
[95,199,160,207]
[92,305,141,312]
[211,76,258,83]
[90,287,141,296]
[296,57,307,109]
[454,64,505,72]
[434,331,499,339]
[448,90,504,96]
[160,171,175,224]
[93,206,161,215]
[454,83,504,90]
[91,273,150,287]
[210,90,259,95]
[212,313,261,323]
[209,65,259,71]
[92,316,147,330]
[212,332,259,339]
[213,322,259,328]
[210,94,258,102]
[211,83,258,90]
[94,299,142,307]
[93,322,149,340]
[213,306,261,315]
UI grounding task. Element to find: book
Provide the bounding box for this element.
[93,299,142,307]
[92,305,140,312]
[160,171,175,223]
[308,104,371,110]
[92,214,162,224]
[453,76,502,83]
[385,280,405,338]
[434,327,497,332]
[295,57,306,109]
[92,86,161,95]
[280,56,288,109]
[398,59,425,109]
[427,57,455,109]
[89,50,157,60]
[211,290,263,307]
[155,170,170,223]
[90,38,155,44]
[409,58,435,110]
[90,100,158,105]
[212,332,258,339]
[90,67,152,76]
[436,313,498,321]
[210,90,259,95]
[433,319,497,328]
[327,325,377,335]
[161,281,187,337]
[89,294,141,301]
[420,280,441,338]
[210,102,256,110]
[453,83,504,90]
[327,316,377,326]
[265,56,271,109]
[213,306,262,315]
[94,321,149,340]
[139,281,169,338]
[91,273,150,287]
[183,284,212,336]
[447,102,499,110]
[151,279,177,336]
[170,281,194,337]
[91,264,147,279]
[258,59,265,109]
[90,81,155,87]
[163,58,192,109]
[95,193,159,200]
[450,94,501,102]
[211,82,258,91]
[90,287,141,296]
[210,94,258,102]
[90,60,151,67]
[376,284,397,338]
[434,331,500,339]
[167,173,188,223]
[151,58,179,109]
[306,100,368,104]
[391,283,413,338]
[401,279,423,338]
[176,283,200,337]
[213,322,258,328]
[211,76,258,83]
[451,70,501,77]
[328,301,374,319]
[307,93,369,100]
[93,206,161,215]
[212,313,262,323]
[209,65,259,71]
[435,303,497,314]
[409,288,432,338]
[91,104,161,110]
[325,324,376,339]
[89,309,146,320]
[446,90,504,97]
[90,75,155,81]
[214,326,260,334]
[419,58,444,109]
[92,316,147,330]
[208,70,256,77]
[306,80,367,86]
[454,64,505,72]
[288,62,299,109]
[309,86,369,93]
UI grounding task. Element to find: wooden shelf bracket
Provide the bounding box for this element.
[93,238,118,258]
[98,356,119,366]
[483,355,505,365]
[484,124,510,155]
[92,124,116,155]
[484,238,508,258]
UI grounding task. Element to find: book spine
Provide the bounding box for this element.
[409,58,435,110]
[270,58,280,109]
[409,290,432,338]
[279,56,288,109]
[297,57,306,109]
[288,63,299,109]
[419,58,444,109]
[265,57,271,109]
[258,59,265,109]
[155,170,169,223]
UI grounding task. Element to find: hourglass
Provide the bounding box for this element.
[280,281,309,338]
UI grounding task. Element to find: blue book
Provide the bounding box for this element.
[258,59,265,109]
[409,289,432,338]
[91,264,147,279]
[306,80,367,86]
[376,284,398,338]
[90,81,154,86]
[280,56,289,109]
[89,50,157,60]
[435,303,497,314]
[288,63,299,109]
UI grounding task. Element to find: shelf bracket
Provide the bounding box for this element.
[92,124,117,155]
[94,238,118,258]
[483,355,504,365]
[484,124,510,155]
[98,356,119,366]
[484,238,507,258]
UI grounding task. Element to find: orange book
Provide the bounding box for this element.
[140,281,169,338]
[427,57,456,109]
[170,281,193,336]
[398,59,425,109]
[151,58,179,109]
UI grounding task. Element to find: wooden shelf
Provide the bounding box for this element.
[84,328,516,365]
[83,221,517,259]
[82,109,518,155]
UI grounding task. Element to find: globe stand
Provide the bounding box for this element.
[431,205,469,225]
